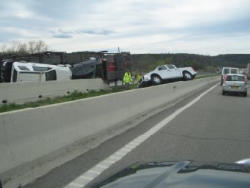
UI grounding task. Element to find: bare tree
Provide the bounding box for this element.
[34,40,48,53]
[0,40,49,54]
[7,41,19,53]
[16,42,28,55]
[28,41,36,54]
[0,44,7,53]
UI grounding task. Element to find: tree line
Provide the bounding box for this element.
[131,53,250,73]
[0,40,48,55]
[1,40,250,72]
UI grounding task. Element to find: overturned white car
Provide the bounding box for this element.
[0,60,72,83]
[139,64,197,87]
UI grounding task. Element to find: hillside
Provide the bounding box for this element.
[131,54,250,73]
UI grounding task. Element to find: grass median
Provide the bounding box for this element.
[0,86,131,113]
[195,73,219,79]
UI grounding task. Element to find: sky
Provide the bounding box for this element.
[0,0,250,55]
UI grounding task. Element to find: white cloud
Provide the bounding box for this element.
[1,27,43,39]
[1,0,250,54]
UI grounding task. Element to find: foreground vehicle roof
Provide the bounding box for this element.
[94,161,250,188]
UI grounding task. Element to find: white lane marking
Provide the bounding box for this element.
[79,176,93,181]
[67,182,83,188]
[88,170,102,175]
[74,178,90,185]
[101,159,115,165]
[96,164,108,169]
[109,155,122,161]
[117,147,132,153]
[64,84,217,188]
[124,145,135,150]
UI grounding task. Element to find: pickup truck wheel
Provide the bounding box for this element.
[151,75,162,85]
[183,72,193,81]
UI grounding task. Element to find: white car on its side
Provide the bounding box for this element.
[139,64,197,86]
[2,61,72,83]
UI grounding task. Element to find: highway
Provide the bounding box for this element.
[24,83,250,188]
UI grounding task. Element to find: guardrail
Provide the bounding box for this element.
[0,79,109,105]
[0,76,219,187]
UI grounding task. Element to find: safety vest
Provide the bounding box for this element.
[123,72,132,83]
[135,74,142,83]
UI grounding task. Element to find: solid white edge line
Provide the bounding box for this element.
[64,84,217,188]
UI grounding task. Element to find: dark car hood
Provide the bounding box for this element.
[93,161,250,188]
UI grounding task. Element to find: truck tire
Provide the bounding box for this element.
[151,75,162,85]
[183,71,193,81]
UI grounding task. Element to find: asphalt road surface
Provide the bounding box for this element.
[25,83,250,188]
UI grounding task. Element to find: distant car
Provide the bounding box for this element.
[94,161,250,188]
[139,64,197,87]
[222,74,248,97]
[221,67,240,85]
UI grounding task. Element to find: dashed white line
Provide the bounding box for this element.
[78,176,93,181]
[124,145,135,150]
[74,178,89,185]
[64,84,217,188]
[101,159,115,165]
[109,155,122,161]
[96,164,108,169]
[88,170,102,175]
[67,182,83,188]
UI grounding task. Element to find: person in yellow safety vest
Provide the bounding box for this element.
[123,71,132,89]
[135,73,142,84]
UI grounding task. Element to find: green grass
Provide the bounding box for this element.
[195,73,219,79]
[0,86,132,113]
[0,74,218,113]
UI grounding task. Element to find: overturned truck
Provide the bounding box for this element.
[0,52,132,83]
[71,53,132,83]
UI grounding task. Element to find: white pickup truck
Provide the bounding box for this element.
[140,64,197,86]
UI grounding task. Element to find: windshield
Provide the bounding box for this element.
[18,66,30,71]
[231,69,238,74]
[167,64,175,69]
[158,65,167,70]
[32,66,51,72]
[223,69,230,74]
[226,75,244,81]
[1,1,250,188]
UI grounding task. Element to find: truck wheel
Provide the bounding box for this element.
[151,75,162,85]
[243,92,247,97]
[183,72,193,81]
